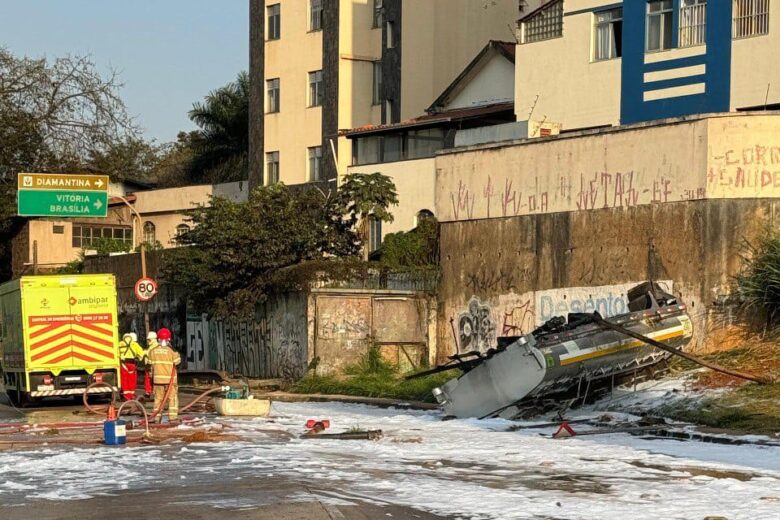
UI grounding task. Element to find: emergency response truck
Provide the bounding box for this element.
[0,275,120,405]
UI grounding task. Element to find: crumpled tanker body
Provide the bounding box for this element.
[434,303,693,419]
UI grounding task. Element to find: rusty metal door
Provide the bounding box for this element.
[313,293,428,374]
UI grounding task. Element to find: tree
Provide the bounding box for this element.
[186,72,249,184]
[163,173,398,317]
[0,48,138,281]
[0,48,137,173]
[333,172,399,259]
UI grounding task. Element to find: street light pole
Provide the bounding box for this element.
[117,196,150,337]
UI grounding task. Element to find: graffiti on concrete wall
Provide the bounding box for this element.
[452,281,673,353]
[457,297,496,352]
[185,294,308,380]
[709,144,780,197]
[445,170,688,222]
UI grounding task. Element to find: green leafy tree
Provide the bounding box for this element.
[380,217,439,269]
[164,174,397,316]
[333,172,399,259]
[186,72,249,184]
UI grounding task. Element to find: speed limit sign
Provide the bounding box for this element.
[134,277,158,302]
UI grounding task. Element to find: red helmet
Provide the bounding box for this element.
[157,328,172,341]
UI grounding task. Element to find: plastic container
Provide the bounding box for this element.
[103,419,127,445]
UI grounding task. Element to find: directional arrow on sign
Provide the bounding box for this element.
[94,199,103,210]
[95,179,104,188]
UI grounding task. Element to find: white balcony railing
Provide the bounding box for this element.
[679,2,707,47]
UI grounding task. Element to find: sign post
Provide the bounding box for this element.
[17,173,109,218]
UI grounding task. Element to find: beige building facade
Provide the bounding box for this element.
[249,0,539,188]
[11,182,249,277]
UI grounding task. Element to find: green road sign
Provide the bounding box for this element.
[17,173,109,218]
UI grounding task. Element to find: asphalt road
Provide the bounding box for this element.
[1,478,451,520]
[0,393,450,519]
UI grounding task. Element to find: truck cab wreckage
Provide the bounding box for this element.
[420,282,695,419]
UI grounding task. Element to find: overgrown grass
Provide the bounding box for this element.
[659,382,780,435]
[737,226,780,328]
[293,348,459,403]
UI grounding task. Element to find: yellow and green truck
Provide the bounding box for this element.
[0,275,120,405]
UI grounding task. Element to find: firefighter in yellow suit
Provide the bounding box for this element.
[148,327,181,422]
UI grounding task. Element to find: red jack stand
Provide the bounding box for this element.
[552,421,577,439]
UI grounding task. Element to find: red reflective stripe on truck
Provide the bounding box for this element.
[70,340,114,360]
[31,340,71,362]
[29,328,71,351]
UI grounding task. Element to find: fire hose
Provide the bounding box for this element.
[82,366,228,422]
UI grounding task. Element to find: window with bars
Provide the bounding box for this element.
[308,70,323,107]
[266,78,280,113]
[267,4,281,40]
[733,0,770,38]
[72,225,133,249]
[266,151,280,184]
[647,0,674,51]
[372,61,383,105]
[594,8,623,60]
[522,0,563,43]
[143,222,156,244]
[310,0,323,31]
[175,224,190,244]
[679,0,707,47]
[308,146,323,181]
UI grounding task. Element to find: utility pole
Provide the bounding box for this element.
[117,196,150,337]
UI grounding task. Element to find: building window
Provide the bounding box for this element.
[266,78,280,113]
[406,128,445,160]
[175,224,190,243]
[522,0,563,43]
[354,136,382,165]
[416,209,434,226]
[308,146,323,181]
[266,151,280,184]
[384,99,394,123]
[310,0,323,31]
[679,0,707,47]
[733,0,770,38]
[53,225,65,234]
[647,0,673,52]
[308,70,323,107]
[143,222,156,244]
[267,4,281,40]
[72,225,133,249]
[373,0,384,28]
[594,8,623,60]
[372,61,383,105]
[368,216,382,252]
[386,21,395,48]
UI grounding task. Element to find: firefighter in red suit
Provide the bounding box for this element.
[119,332,145,401]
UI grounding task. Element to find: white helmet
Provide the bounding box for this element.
[129,332,138,342]
[122,333,133,342]
[147,331,157,341]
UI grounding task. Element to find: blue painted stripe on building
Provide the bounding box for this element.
[644,74,707,91]
[643,55,706,72]
[620,0,731,125]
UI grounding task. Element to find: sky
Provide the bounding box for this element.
[0,0,248,143]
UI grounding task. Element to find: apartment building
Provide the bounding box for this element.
[248,0,538,187]
[515,0,780,130]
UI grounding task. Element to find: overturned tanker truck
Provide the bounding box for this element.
[419,282,694,419]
